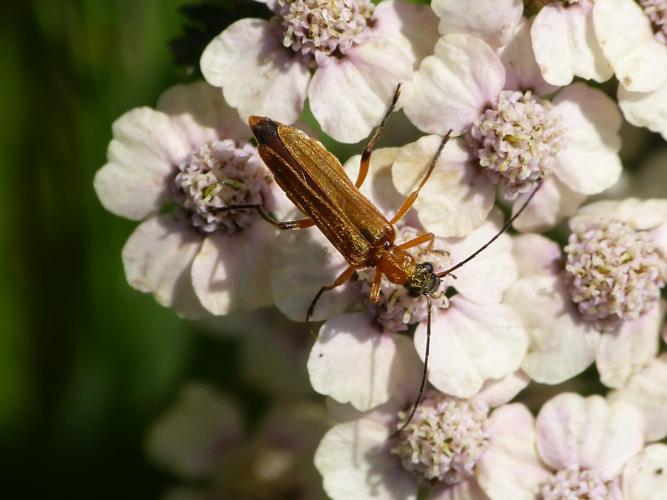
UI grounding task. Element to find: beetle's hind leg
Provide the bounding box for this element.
[215,204,314,230]
[355,84,402,189]
[306,265,357,322]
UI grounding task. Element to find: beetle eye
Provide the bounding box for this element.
[422,262,433,273]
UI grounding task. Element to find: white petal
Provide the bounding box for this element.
[623,444,667,500]
[552,82,622,194]
[473,371,530,408]
[444,209,517,304]
[392,136,494,237]
[314,419,417,500]
[432,0,523,49]
[596,302,664,388]
[511,176,587,233]
[619,83,667,141]
[511,233,562,278]
[402,34,506,135]
[477,404,549,500]
[570,198,667,230]
[94,108,190,220]
[373,0,439,65]
[501,18,559,96]
[271,228,356,322]
[122,212,207,319]
[191,222,276,315]
[415,296,528,398]
[146,383,242,478]
[536,393,644,479]
[594,0,667,92]
[507,274,600,384]
[308,37,412,143]
[430,478,489,500]
[157,81,249,145]
[609,354,667,442]
[531,1,613,86]
[200,19,310,124]
[308,313,422,412]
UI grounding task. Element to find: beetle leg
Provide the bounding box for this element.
[355,84,402,189]
[369,269,383,303]
[397,232,434,251]
[306,265,357,322]
[389,130,452,225]
[215,204,314,230]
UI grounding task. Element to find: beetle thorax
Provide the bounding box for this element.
[376,245,417,285]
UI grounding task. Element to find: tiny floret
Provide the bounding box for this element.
[565,220,667,330]
[274,0,375,67]
[468,90,562,200]
[640,0,667,43]
[391,392,490,484]
[173,140,273,233]
[539,466,614,500]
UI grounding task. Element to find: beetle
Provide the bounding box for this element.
[221,85,540,432]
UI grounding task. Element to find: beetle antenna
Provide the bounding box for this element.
[391,294,432,438]
[436,181,543,279]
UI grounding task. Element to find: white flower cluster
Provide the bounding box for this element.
[94,1,667,499]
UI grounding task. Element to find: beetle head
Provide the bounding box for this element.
[405,262,440,297]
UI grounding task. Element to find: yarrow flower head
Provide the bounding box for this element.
[539,465,615,500]
[391,392,490,484]
[173,139,273,233]
[402,27,621,233]
[275,0,375,67]
[201,0,439,142]
[640,0,667,43]
[468,90,562,200]
[565,220,667,330]
[507,199,667,387]
[94,82,291,317]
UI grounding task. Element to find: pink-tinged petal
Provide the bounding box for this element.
[373,0,439,65]
[444,209,517,304]
[122,212,207,319]
[191,222,276,315]
[501,18,559,96]
[507,274,600,384]
[623,444,667,500]
[307,313,422,412]
[430,478,489,500]
[402,34,506,135]
[432,0,523,49]
[392,136,494,237]
[511,176,587,233]
[477,404,549,500]
[309,37,412,143]
[157,82,249,145]
[596,301,664,388]
[473,370,530,408]
[415,296,528,398]
[531,1,612,86]
[511,233,562,278]
[594,0,667,92]
[653,223,667,258]
[536,393,644,479]
[609,354,667,442]
[570,198,667,231]
[552,82,622,195]
[146,384,242,478]
[619,83,667,141]
[271,228,356,322]
[95,108,190,220]
[314,419,417,500]
[200,19,310,124]
[343,147,404,217]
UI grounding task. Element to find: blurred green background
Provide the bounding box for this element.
[1,0,664,498]
[0,1,256,497]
